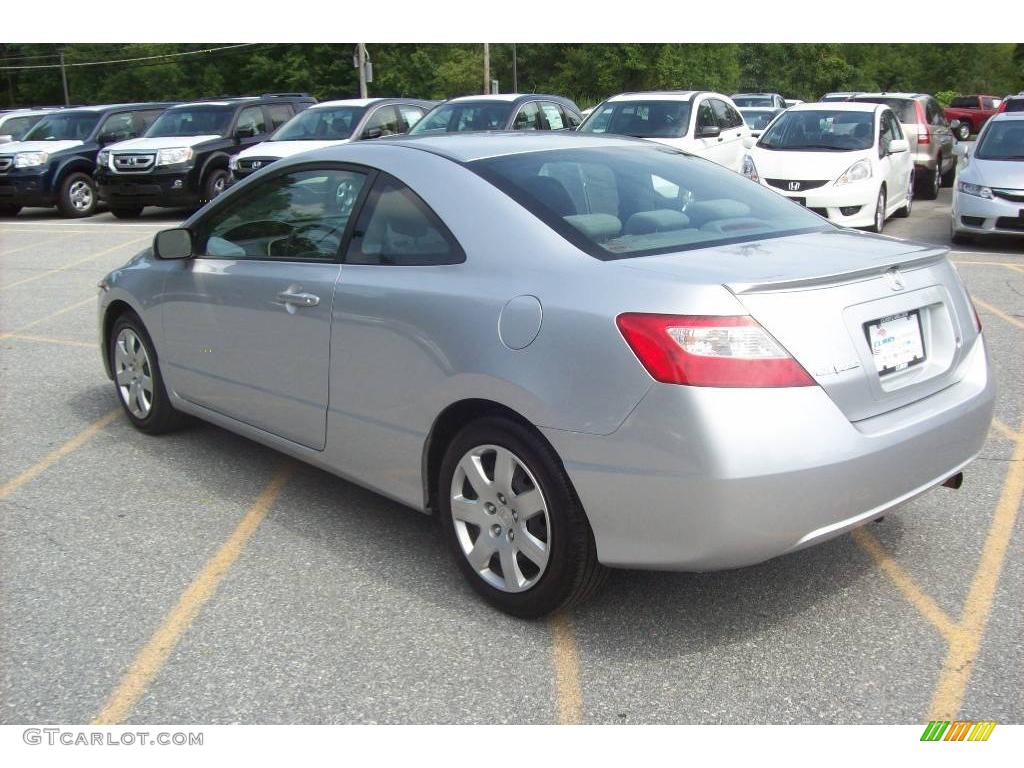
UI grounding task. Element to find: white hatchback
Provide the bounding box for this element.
[579,91,751,172]
[741,102,914,233]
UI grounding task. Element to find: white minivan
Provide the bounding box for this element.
[578,91,751,172]
[741,101,914,233]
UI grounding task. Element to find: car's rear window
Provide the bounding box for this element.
[949,96,980,108]
[1004,98,1024,113]
[851,97,917,123]
[470,145,828,261]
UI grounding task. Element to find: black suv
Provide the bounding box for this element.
[94,93,317,217]
[0,102,175,218]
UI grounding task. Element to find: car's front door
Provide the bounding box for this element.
[710,98,748,172]
[879,110,911,210]
[691,98,729,165]
[160,165,371,449]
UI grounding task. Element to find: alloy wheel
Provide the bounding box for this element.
[68,180,94,212]
[449,444,551,593]
[113,328,154,419]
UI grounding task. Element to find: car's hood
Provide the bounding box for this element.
[749,147,870,181]
[107,135,221,151]
[963,157,1024,189]
[238,139,351,159]
[0,139,83,155]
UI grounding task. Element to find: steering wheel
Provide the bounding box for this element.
[267,221,340,259]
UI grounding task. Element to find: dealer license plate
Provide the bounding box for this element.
[864,310,925,375]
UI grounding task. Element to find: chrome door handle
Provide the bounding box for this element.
[275,290,320,307]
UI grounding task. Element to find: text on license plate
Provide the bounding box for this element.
[864,310,925,374]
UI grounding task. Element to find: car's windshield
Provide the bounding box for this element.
[22,112,100,141]
[850,97,917,123]
[471,145,827,260]
[579,101,692,139]
[409,102,513,133]
[740,109,780,131]
[974,121,1024,161]
[758,110,875,151]
[146,106,233,137]
[272,106,365,141]
[950,96,980,108]
[733,96,774,108]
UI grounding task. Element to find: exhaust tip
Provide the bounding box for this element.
[942,472,964,490]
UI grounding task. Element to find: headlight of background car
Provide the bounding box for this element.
[229,155,239,171]
[14,151,48,168]
[835,159,872,186]
[97,150,110,168]
[957,181,993,199]
[741,154,759,183]
[156,147,193,166]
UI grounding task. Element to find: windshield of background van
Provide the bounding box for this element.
[471,146,827,260]
[975,121,1024,160]
[409,102,513,133]
[23,113,101,141]
[146,107,233,137]
[758,110,875,151]
[741,110,780,131]
[272,106,366,141]
[580,101,692,139]
[733,96,775,108]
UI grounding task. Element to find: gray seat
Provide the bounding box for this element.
[623,209,691,235]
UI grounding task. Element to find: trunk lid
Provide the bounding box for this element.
[622,228,979,421]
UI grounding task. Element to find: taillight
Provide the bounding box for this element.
[915,101,931,144]
[615,313,816,388]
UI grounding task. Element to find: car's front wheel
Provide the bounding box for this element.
[894,173,913,218]
[868,186,887,233]
[109,312,186,434]
[202,169,230,204]
[438,417,606,618]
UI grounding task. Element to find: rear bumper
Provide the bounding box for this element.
[953,190,1024,237]
[544,336,994,570]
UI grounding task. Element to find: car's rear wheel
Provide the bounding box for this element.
[57,172,98,218]
[956,122,971,141]
[109,312,186,434]
[918,165,941,201]
[941,160,956,188]
[0,204,20,217]
[438,416,606,618]
[110,206,144,219]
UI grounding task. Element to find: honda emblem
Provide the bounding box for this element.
[787,181,801,192]
[886,268,905,292]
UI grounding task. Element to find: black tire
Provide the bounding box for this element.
[56,171,98,218]
[108,311,187,435]
[438,416,607,618]
[866,186,887,234]
[941,160,956,188]
[951,230,972,246]
[956,122,971,141]
[110,206,144,219]
[202,168,230,205]
[0,204,20,217]
[918,166,940,201]
[893,173,913,218]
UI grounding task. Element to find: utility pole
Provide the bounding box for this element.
[512,43,518,93]
[59,50,70,105]
[356,43,368,99]
[483,43,490,95]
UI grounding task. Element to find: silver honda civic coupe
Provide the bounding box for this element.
[97,132,995,617]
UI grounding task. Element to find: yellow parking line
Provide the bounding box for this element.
[92,463,294,725]
[928,422,1024,720]
[550,612,584,724]
[0,409,121,501]
[0,235,149,291]
[0,296,96,339]
[851,527,958,643]
[3,333,95,349]
[991,418,1020,442]
[972,298,1024,332]
[0,231,78,256]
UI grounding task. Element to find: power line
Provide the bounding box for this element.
[0,44,261,71]
[0,51,64,63]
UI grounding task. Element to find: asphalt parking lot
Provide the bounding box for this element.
[1,191,1022,725]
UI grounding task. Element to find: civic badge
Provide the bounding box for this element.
[886,267,905,292]
[788,181,801,191]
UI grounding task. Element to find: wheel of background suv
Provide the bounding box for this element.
[894,172,913,218]
[109,311,186,434]
[0,204,21,217]
[918,166,940,201]
[57,172,98,218]
[868,186,887,234]
[438,416,607,618]
[956,122,971,141]
[202,169,230,204]
[941,159,956,188]
[110,206,144,219]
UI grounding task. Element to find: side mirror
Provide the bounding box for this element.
[697,124,722,139]
[235,125,256,140]
[949,119,962,131]
[742,136,756,149]
[153,228,193,260]
[362,127,384,140]
[887,138,909,154]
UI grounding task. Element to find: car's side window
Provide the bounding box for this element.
[398,105,426,132]
[879,111,902,157]
[266,104,294,131]
[513,102,545,131]
[345,174,465,266]
[237,106,267,136]
[696,100,716,133]
[133,109,165,135]
[709,99,736,130]
[198,168,368,262]
[362,106,402,139]
[724,102,744,128]
[926,99,945,127]
[540,102,565,130]
[98,112,136,142]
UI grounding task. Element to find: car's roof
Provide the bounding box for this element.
[732,92,781,97]
[851,92,925,100]
[790,101,881,114]
[606,91,700,102]
[447,93,569,104]
[990,112,1024,122]
[50,102,175,115]
[348,131,653,163]
[0,108,55,119]
[738,106,782,112]
[313,97,435,109]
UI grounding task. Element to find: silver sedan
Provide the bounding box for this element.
[98,132,995,617]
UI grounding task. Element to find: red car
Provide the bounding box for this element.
[944,95,1001,139]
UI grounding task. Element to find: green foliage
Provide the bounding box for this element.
[1,43,1021,109]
